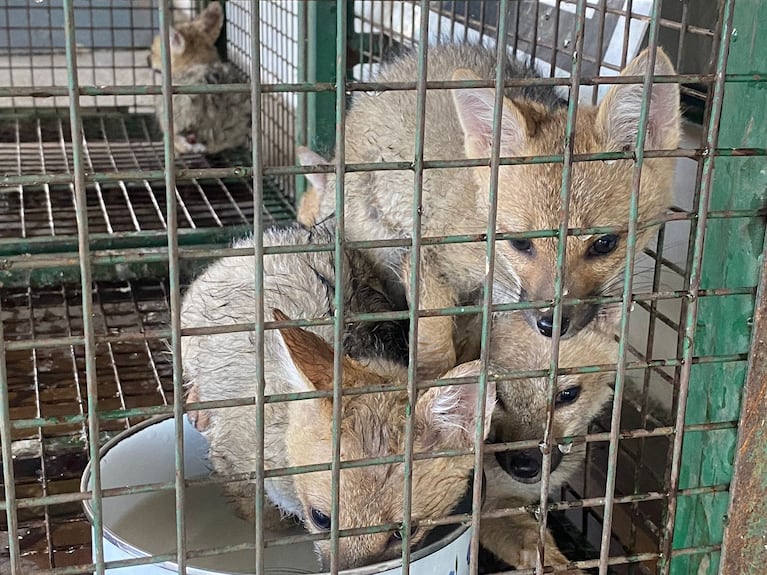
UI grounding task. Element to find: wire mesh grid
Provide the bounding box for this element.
[0,1,765,575]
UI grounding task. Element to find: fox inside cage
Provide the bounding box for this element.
[0,1,765,575]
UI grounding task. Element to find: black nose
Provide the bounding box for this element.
[508,449,542,479]
[495,447,565,484]
[536,313,570,337]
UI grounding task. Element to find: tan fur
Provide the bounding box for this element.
[149,1,221,75]
[295,146,330,227]
[149,2,251,155]
[307,44,680,377]
[478,311,618,572]
[181,226,495,570]
[296,184,322,227]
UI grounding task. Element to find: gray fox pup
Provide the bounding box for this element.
[180,225,496,570]
[477,311,617,572]
[149,1,251,155]
[304,43,680,378]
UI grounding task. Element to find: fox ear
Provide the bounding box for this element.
[296,146,330,191]
[272,309,363,395]
[451,69,528,159]
[195,1,224,44]
[169,28,186,55]
[597,48,680,151]
[415,361,496,450]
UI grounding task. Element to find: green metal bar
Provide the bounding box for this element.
[295,2,309,201]
[538,1,588,572]
[2,352,749,435]
[400,1,430,569]
[0,72,764,100]
[470,2,511,573]
[330,1,348,571]
[2,147,765,187]
[249,2,267,574]
[598,2,667,572]
[21,544,728,575]
[2,422,740,514]
[61,0,105,572]
[306,0,340,157]
[0,208,761,261]
[156,0,188,571]
[0,288,755,355]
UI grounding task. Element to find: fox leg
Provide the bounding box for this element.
[480,514,585,574]
[399,253,457,378]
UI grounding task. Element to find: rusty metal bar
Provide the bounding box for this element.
[597,2,666,572]
[538,1,588,572]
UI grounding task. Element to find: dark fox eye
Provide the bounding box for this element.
[390,523,419,543]
[310,508,331,530]
[510,238,533,253]
[588,234,619,256]
[555,386,581,406]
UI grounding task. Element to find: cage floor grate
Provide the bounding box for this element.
[0,110,295,247]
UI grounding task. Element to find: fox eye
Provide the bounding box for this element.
[310,508,331,530]
[555,386,581,406]
[587,234,619,257]
[509,238,533,253]
[390,523,419,543]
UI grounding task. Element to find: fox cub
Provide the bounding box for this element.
[476,311,617,572]
[180,225,495,570]
[149,1,250,155]
[302,43,680,377]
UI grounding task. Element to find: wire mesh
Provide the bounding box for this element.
[0,1,765,575]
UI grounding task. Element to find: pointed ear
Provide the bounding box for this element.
[170,28,186,55]
[597,48,680,151]
[415,361,496,450]
[296,146,330,191]
[195,1,224,44]
[272,309,363,394]
[451,69,528,159]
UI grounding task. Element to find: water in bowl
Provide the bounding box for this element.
[111,482,319,574]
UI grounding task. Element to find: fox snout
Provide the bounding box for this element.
[494,446,564,484]
[528,303,599,339]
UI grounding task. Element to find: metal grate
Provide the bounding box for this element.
[0,111,294,283]
[1,280,174,572]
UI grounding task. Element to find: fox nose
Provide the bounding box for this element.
[536,313,570,337]
[495,447,565,484]
[507,449,542,479]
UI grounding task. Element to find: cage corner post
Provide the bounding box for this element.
[668,0,767,573]
[299,0,352,203]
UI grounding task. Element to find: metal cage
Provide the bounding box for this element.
[0,1,765,575]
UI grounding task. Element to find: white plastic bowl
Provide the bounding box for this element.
[81,416,473,575]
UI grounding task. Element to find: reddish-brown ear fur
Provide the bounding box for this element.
[273,308,365,392]
[273,308,336,392]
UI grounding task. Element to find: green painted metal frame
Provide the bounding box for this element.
[670,1,767,573]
